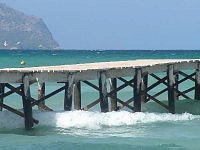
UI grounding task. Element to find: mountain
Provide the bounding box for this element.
[0,3,59,50]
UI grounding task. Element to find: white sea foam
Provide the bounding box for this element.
[0,110,197,129]
[53,111,198,129]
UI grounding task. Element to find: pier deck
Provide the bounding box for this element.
[0,59,200,129]
[0,59,198,82]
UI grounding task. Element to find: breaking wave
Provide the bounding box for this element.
[0,110,198,129]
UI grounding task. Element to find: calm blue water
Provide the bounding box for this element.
[1,50,200,150]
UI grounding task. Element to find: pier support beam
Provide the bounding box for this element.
[110,78,117,111]
[174,71,179,100]
[134,69,142,112]
[167,65,175,114]
[74,81,81,110]
[195,64,200,100]
[38,82,45,110]
[0,83,5,111]
[22,75,33,129]
[99,72,109,112]
[142,73,148,102]
[64,75,74,111]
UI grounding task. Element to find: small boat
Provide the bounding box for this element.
[20,60,26,65]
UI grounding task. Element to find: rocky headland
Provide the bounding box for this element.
[0,3,59,50]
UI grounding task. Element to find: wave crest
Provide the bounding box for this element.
[0,110,198,129]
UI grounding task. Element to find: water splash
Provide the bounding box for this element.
[53,111,197,129]
[0,110,197,129]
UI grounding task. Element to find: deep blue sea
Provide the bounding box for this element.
[1,50,200,150]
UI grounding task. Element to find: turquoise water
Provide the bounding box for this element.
[1,50,200,149]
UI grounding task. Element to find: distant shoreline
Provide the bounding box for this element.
[0,49,200,51]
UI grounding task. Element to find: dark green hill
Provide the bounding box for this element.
[0,3,59,50]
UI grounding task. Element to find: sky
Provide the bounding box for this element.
[1,0,200,50]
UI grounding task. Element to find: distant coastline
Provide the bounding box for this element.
[0,3,59,50]
[0,49,200,51]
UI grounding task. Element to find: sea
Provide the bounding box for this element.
[0,50,200,150]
